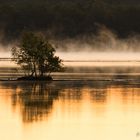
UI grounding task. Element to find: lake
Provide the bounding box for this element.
[0,79,140,140]
[1,59,140,140]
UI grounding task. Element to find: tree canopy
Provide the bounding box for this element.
[12,32,64,79]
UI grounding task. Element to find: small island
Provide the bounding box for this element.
[17,75,53,81]
[12,32,64,81]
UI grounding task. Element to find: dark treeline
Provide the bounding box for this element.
[0,0,140,41]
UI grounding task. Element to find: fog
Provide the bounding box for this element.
[1,27,140,62]
[0,44,11,58]
[55,26,140,52]
[54,27,140,61]
[56,52,140,61]
[55,27,140,62]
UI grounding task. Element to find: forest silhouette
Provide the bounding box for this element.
[0,0,140,42]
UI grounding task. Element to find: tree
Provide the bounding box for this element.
[12,32,64,79]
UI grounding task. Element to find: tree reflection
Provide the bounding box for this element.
[89,81,108,102]
[10,82,60,123]
[90,89,107,102]
[1,80,137,123]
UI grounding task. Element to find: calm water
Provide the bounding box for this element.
[0,80,140,140]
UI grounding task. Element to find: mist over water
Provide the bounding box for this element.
[0,43,13,58]
[1,27,140,62]
[55,27,140,52]
[54,27,140,62]
[56,52,140,61]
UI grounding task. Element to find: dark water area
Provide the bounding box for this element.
[0,80,140,140]
[1,65,140,81]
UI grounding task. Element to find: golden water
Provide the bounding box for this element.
[0,81,140,140]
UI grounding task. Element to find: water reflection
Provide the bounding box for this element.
[90,88,107,102]
[1,82,61,123]
[1,80,138,123]
[1,80,140,140]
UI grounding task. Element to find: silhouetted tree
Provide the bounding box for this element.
[12,32,64,78]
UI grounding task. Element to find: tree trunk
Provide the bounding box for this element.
[33,62,37,77]
[40,66,44,77]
